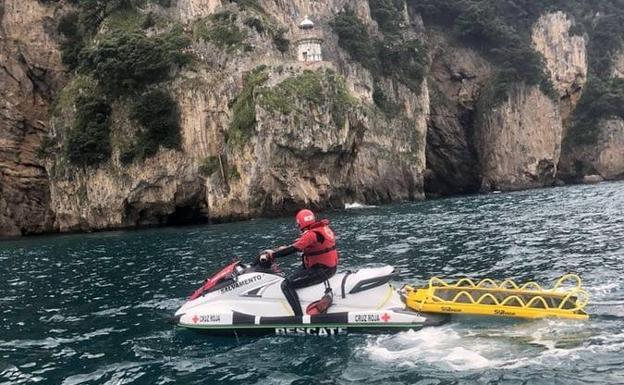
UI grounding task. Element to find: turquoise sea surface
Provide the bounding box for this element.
[1,182,623,384]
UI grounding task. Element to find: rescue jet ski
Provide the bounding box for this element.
[172,259,448,336]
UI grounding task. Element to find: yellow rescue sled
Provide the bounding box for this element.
[404,274,589,320]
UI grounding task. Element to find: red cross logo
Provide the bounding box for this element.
[192,314,199,324]
[381,313,391,323]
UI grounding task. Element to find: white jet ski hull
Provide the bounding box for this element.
[173,263,448,336]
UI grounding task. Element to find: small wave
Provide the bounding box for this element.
[61,361,152,385]
[135,297,184,311]
[0,365,45,384]
[589,282,623,298]
[164,358,216,374]
[92,306,131,317]
[39,314,85,323]
[0,328,122,350]
[80,352,105,359]
[345,202,377,209]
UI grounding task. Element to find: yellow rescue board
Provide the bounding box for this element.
[404,274,589,320]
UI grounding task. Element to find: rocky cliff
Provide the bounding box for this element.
[532,11,587,124]
[0,0,622,237]
[558,48,624,182]
[30,0,429,233]
[476,85,562,191]
[424,10,588,195]
[0,0,64,236]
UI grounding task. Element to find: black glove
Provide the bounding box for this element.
[255,250,274,266]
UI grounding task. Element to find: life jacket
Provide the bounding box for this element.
[302,220,339,269]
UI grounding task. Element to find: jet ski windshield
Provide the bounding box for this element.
[188,260,282,300]
[189,261,241,300]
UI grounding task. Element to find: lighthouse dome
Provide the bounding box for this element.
[299,16,315,30]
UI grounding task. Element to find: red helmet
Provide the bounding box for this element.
[295,209,316,230]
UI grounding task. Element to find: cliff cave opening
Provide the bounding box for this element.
[166,205,209,226]
[424,108,482,197]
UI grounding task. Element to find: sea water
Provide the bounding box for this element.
[1,182,623,384]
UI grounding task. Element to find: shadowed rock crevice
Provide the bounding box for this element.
[424,36,488,197]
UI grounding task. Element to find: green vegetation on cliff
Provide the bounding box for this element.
[231,0,262,12]
[330,11,378,70]
[193,11,251,52]
[198,155,239,182]
[122,89,182,162]
[369,0,405,37]
[55,1,189,166]
[272,28,290,54]
[373,85,401,116]
[78,32,183,96]
[411,0,556,102]
[259,69,356,128]
[66,96,112,167]
[225,67,357,151]
[331,9,427,93]
[563,1,624,145]
[567,78,624,145]
[227,66,270,149]
[199,156,220,177]
[57,11,84,70]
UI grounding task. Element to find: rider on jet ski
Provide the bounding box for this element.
[257,209,339,316]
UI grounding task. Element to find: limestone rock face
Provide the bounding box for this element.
[591,120,624,179]
[532,11,587,123]
[612,50,624,78]
[47,69,235,232]
[476,85,563,191]
[351,79,429,203]
[41,0,429,232]
[559,119,624,181]
[201,65,429,221]
[0,0,63,236]
[558,44,624,182]
[49,151,205,232]
[177,0,222,23]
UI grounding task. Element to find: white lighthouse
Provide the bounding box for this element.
[295,16,323,62]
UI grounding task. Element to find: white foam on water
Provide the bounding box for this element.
[588,281,623,300]
[441,347,493,370]
[364,315,621,373]
[384,242,412,254]
[489,319,624,370]
[365,326,503,371]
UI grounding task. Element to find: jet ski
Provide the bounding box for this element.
[172,259,449,336]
